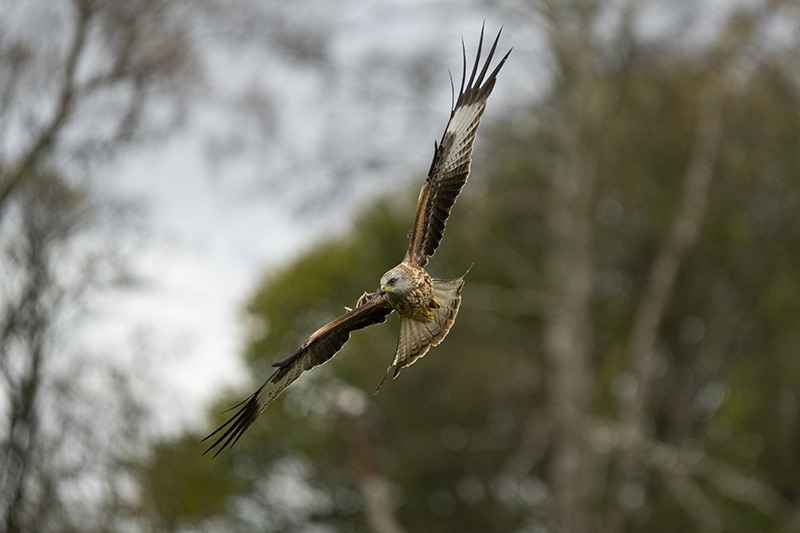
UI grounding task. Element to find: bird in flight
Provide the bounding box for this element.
[205,27,509,457]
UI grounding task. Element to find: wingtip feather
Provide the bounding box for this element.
[202,399,254,457]
[460,38,467,98]
[466,24,485,90]
[475,26,502,87]
[452,26,509,111]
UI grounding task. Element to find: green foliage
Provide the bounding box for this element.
[230,192,538,531]
[143,437,240,529]
[143,32,800,533]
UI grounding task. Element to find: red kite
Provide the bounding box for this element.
[205,27,509,456]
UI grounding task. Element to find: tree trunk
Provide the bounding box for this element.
[545,139,597,532]
[343,410,408,533]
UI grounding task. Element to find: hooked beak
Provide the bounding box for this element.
[379,285,389,296]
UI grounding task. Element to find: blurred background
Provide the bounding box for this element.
[2,0,800,532]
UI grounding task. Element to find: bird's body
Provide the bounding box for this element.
[380,262,436,321]
[204,27,510,457]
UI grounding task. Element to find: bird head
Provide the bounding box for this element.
[379,267,410,296]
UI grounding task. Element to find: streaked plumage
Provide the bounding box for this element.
[204,27,509,457]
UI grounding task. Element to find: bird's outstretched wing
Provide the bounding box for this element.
[405,26,510,267]
[203,291,392,457]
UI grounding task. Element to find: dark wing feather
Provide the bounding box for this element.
[203,291,392,457]
[405,26,510,267]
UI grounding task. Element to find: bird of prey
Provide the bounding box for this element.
[204,27,509,457]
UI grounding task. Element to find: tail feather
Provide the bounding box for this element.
[381,274,466,383]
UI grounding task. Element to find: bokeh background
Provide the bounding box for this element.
[2,0,800,532]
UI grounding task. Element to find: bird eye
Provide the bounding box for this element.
[389,277,396,285]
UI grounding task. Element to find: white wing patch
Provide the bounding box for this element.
[446,102,484,138]
[443,102,485,174]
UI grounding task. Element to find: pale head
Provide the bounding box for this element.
[379,265,412,296]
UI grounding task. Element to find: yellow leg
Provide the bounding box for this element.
[422,298,440,320]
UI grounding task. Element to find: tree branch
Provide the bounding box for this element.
[664,470,722,532]
[339,398,407,533]
[622,93,723,429]
[594,424,800,527]
[0,0,93,215]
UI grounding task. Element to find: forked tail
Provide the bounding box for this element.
[378,272,468,389]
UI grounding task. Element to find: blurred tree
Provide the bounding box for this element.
[2,0,469,531]
[0,173,162,532]
[0,0,198,531]
[518,1,800,531]
[141,2,800,533]
[0,0,198,216]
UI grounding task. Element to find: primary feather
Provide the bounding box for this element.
[203,292,391,456]
[406,25,511,267]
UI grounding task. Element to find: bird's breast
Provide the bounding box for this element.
[387,267,435,321]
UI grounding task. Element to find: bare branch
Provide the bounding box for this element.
[339,401,408,533]
[664,471,722,532]
[658,442,800,528]
[0,0,94,214]
[593,424,800,527]
[533,2,629,531]
[706,461,795,521]
[466,283,553,318]
[623,93,723,427]
[501,412,551,477]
